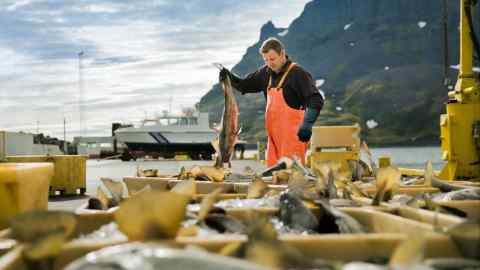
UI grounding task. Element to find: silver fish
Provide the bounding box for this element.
[204,213,246,234]
[423,160,475,193]
[214,75,240,168]
[424,258,480,269]
[66,243,269,270]
[434,188,480,201]
[446,221,480,259]
[314,200,366,234]
[279,192,319,232]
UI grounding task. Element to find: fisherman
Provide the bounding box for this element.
[219,37,323,166]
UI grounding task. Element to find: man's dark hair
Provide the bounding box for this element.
[260,37,285,55]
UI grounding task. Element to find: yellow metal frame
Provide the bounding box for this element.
[309,125,360,171]
[439,0,480,180]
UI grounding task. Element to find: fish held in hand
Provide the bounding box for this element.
[214,75,240,168]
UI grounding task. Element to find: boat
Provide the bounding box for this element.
[114,112,218,160]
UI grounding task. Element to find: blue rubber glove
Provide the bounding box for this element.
[219,68,241,85]
[297,108,320,142]
[219,68,230,82]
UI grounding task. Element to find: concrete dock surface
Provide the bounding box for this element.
[48,159,266,211]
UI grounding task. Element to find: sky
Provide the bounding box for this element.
[0,0,310,140]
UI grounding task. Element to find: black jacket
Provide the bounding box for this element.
[230,59,324,111]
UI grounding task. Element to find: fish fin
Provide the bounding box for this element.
[247,175,269,199]
[211,138,220,154]
[361,141,377,176]
[114,190,190,240]
[96,186,110,210]
[327,169,337,199]
[375,166,400,201]
[214,155,223,169]
[424,160,433,186]
[244,212,278,242]
[372,180,386,206]
[423,193,436,210]
[100,177,124,204]
[170,179,196,198]
[24,229,68,260]
[198,188,223,221]
[389,233,426,268]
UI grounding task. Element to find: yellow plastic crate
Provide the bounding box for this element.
[0,163,54,229]
[6,155,86,195]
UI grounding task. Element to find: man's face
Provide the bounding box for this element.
[262,49,286,73]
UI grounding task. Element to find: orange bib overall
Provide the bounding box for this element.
[265,63,308,167]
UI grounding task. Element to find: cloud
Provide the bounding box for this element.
[71,3,130,14]
[5,0,34,11]
[0,0,310,139]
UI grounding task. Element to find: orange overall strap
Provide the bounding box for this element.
[267,62,296,89]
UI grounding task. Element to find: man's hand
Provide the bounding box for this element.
[297,123,313,142]
[219,68,230,82]
[297,108,320,142]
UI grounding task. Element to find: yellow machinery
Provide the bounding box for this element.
[439,0,480,180]
[309,125,361,176]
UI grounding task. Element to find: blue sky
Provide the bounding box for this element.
[0,0,309,139]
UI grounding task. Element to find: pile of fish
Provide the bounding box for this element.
[136,165,227,182]
[75,154,480,268]
[2,159,480,270]
[3,135,480,269]
[352,159,480,220]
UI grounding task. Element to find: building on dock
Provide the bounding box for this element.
[0,131,65,156]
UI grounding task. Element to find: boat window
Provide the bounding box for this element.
[159,119,169,126]
[144,121,157,126]
[87,143,97,148]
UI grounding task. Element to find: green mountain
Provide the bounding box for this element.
[199,0,479,146]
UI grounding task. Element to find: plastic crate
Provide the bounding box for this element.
[6,155,86,196]
[0,163,53,229]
